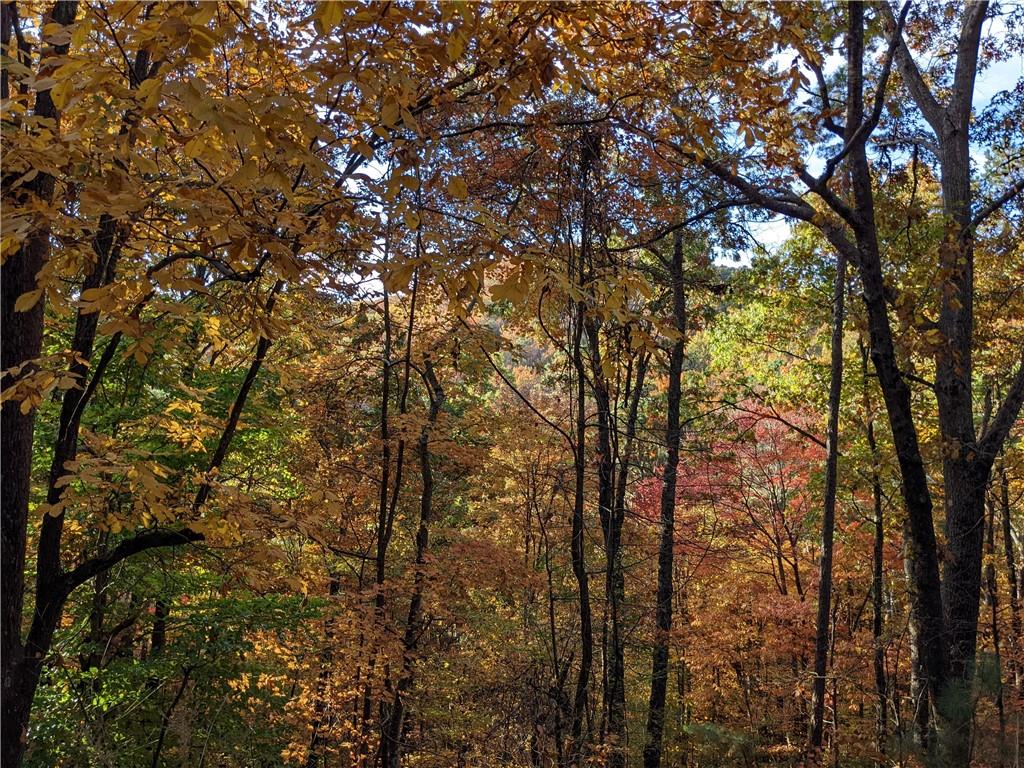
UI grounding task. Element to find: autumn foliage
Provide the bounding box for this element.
[2,2,1022,768]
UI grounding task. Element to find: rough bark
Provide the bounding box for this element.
[985,493,1007,764]
[861,341,889,762]
[1,5,80,763]
[841,2,952,745]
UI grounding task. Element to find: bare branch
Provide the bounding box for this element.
[607,198,750,252]
[980,353,1024,464]
[969,177,1024,232]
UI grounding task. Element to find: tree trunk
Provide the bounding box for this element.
[886,4,1022,761]
[999,460,1021,692]
[1,5,80,764]
[566,131,601,768]
[808,249,847,755]
[861,341,889,763]
[840,5,952,752]
[382,360,444,768]
[903,519,933,751]
[584,316,629,768]
[986,491,1008,764]
[307,577,341,768]
[643,230,685,768]
[568,286,593,767]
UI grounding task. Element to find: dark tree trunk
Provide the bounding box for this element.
[999,460,1021,692]
[1,5,80,764]
[840,4,952,750]
[808,248,847,754]
[151,598,169,657]
[861,341,889,763]
[568,285,593,768]
[903,520,933,751]
[567,314,592,761]
[151,666,193,768]
[643,231,685,768]
[584,315,629,768]
[382,361,443,768]
[885,4,1024,761]
[985,492,1007,764]
[307,577,341,768]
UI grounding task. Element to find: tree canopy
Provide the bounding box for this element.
[2,2,1023,767]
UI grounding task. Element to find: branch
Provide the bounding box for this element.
[797,167,860,227]
[621,117,817,223]
[464,318,574,449]
[950,0,990,126]
[874,134,940,156]
[816,1,911,185]
[698,154,816,222]
[63,527,203,594]
[63,281,285,594]
[806,56,846,137]
[969,177,1024,231]
[606,198,750,252]
[980,353,1024,464]
[881,1,945,134]
[192,280,282,511]
[721,398,826,449]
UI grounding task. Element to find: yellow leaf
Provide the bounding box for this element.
[79,287,106,302]
[184,134,208,159]
[447,31,466,62]
[50,78,72,110]
[490,278,524,304]
[231,160,259,187]
[315,2,345,35]
[134,152,158,175]
[264,169,292,194]
[14,289,42,312]
[381,99,400,127]
[71,18,90,48]
[137,77,163,110]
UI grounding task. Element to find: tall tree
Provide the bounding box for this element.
[808,249,847,753]
[643,231,686,768]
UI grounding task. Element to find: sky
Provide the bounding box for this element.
[741,13,1024,262]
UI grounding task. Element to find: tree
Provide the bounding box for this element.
[3,3,1021,766]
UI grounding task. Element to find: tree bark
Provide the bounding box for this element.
[986,492,1007,764]
[840,4,953,749]
[860,341,889,763]
[566,131,601,767]
[808,248,847,754]
[999,459,1021,692]
[584,315,629,768]
[643,230,685,768]
[306,576,341,768]
[382,360,444,768]
[1,5,79,764]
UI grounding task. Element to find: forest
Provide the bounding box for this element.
[2,2,1023,767]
